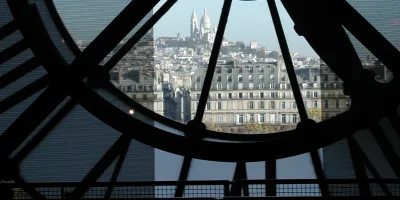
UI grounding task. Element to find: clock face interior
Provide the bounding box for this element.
[1,0,400,199]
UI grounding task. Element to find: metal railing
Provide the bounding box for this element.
[1,179,399,199]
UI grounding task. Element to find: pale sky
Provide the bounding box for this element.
[55,0,318,57]
[153,0,318,56]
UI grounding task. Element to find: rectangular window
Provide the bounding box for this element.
[249,93,254,98]
[270,101,276,109]
[260,101,265,109]
[216,84,222,90]
[238,75,243,82]
[313,92,318,98]
[217,102,222,110]
[313,101,318,108]
[249,67,254,73]
[249,101,254,109]
[249,75,253,82]
[249,114,254,123]
[260,67,264,73]
[346,100,350,109]
[292,102,297,109]
[335,100,340,108]
[216,67,222,73]
[323,74,328,81]
[238,67,243,73]
[270,113,276,124]
[239,93,243,99]
[196,94,200,99]
[228,93,232,99]
[238,114,244,124]
[217,76,221,82]
[206,102,211,110]
[260,114,265,123]
[259,75,264,81]
[227,83,232,90]
[281,114,287,124]
[227,75,232,82]
[281,102,286,109]
[292,114,297,124]
[269,82,275,89]
[282,92,286,98]
[260,93,264,98]
[270,66,275,73]
[238,83,243,90]
[306,91,311,98]
[249,82,254,89]
[324,100,329,108]
[259,83,264,89]
[218,93,222,99]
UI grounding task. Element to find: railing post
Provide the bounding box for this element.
[61,186,64,200]
[223,181,230,197]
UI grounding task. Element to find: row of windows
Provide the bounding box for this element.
[236,113,298,124]
[194,82,322,90]
[194,91,320,100]
[194,99,350,112]
[199,100,320,111]
[215,66,276,74]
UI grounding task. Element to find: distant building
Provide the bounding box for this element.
[190,9,217,46]
[250,41,258,49]
[190,62,322,132]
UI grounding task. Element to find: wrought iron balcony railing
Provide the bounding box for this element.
[1,179,399,199]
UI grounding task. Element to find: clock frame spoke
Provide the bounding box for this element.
[267,0,307,121]
[103,0,177,72]
[0,57,41,89]
[370,124,400,179]
[0,85,67,159]
[0,40,28,65]
[12,99,77,164]
[0,74,49,114]
[194,0,233,122]
[347,135,393,196]
[104,140,131,199]
[67,0,160,80]
[175,156,192,197]
[68,135,132,199]
[0,20,18,40]
[338,0,400,76]
[265,160,277,196]
[348,136,373,196]
[104,82,185,131]
[1,1,399,198]
[267,0,328,195]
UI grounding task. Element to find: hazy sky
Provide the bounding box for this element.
[54,0,318,57]
[154,0,317,56]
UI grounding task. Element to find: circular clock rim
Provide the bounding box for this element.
[7,0,400,162]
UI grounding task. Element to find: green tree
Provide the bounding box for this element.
[267,51,280,59]
[307,108,322,122]
[244,123,274,134]
[203,121,223,132]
